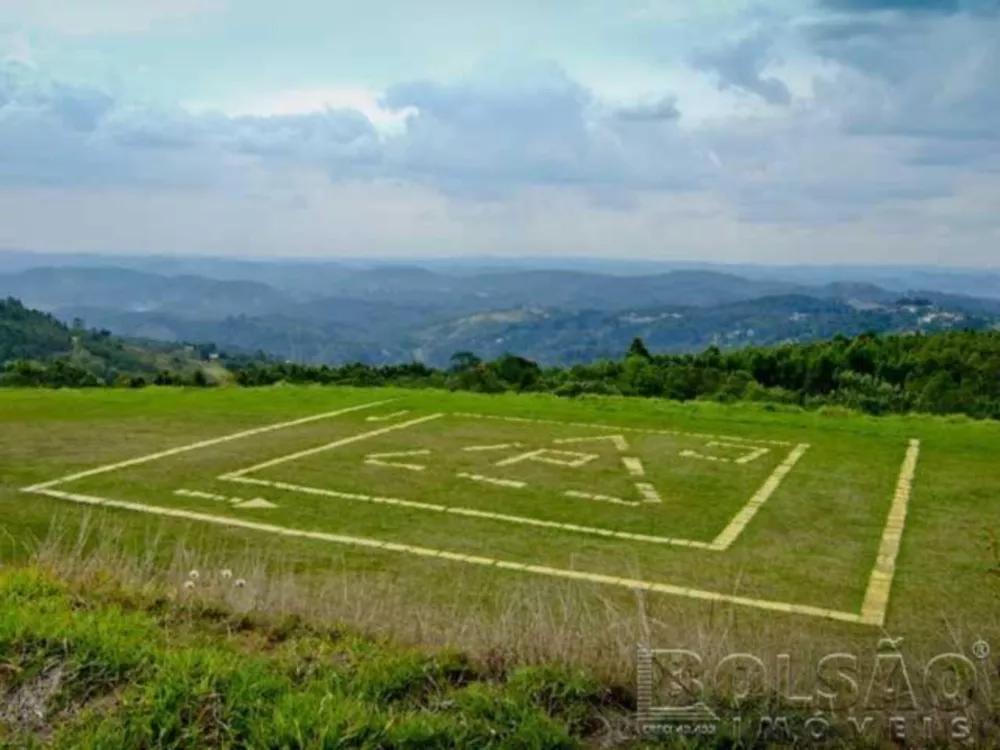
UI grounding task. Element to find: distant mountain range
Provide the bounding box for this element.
[413,294,1000,365]
[3,249,1000,299]
[3,251,1000,367]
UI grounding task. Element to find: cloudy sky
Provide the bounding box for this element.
[0,0,997,265]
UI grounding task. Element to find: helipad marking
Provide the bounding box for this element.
[494,449,598,469]
[457,473,527,489]
[622,457,645,476]
[19,402,920,628]
[554,434,630,452]
[220,475,713,548]
[22,399,396,492]
[20,485,862,624]
[365,450,431,472]
[174,489,278,509]
[175,489,228,502]
[682,442,771,465]
[710,443,811,550]
[859,439,921,627]
[564,490,639,507]
[681,449,729,463]
[451,412,792,447]
[365,460,426,471]
[366,410,411,422]
[735,447,771,465]
[233,498,278,509]
[223,414,442,479]
[635,483,663,504]
[462,443,525,452]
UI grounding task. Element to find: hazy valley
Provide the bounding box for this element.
[4,252,1000,367]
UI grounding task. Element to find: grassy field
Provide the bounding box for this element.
[0,567,612,748]
[2,386,999,744]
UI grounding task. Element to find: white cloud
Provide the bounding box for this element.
[0,0,999,266]
[189,88,415,134]
[806,8,1000,143]
[692,30,793,105]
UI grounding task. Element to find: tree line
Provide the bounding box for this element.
[6,324,1000,420]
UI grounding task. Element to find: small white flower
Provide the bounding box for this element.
[220,569,233,579]
[183,580,196,590]
[188,569,200,580]
[234,579,246,588]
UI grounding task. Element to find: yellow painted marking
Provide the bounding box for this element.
[564,490,639,507]
[365,410,411,422]
[224,414,442,478]
[735,447,771,465]
[494,448,548,467]
[233,498,278,509]
[554,434,630,452]
[494,448,597,469]
[635,482,663,504]
[682,442,770,465]
[710,441,771,465]
[20,485,861,624]
[680,449,729,463]
[365,460,426,472]
[22,399,396,492]
[710,443,811,550]
[174,489,228,502]
[228,476,450,513]
[221,475,712,548]
[622,457,645,476]
[462,443,524,452]
[365,449,430,472]
[549,450,599,467]
[19,400,922,629]
[452,412,792,446]
[456,473,527,489]
[175,488,277,508]
[859,439,921,627]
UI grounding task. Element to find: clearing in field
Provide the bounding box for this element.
[21,396,920,628]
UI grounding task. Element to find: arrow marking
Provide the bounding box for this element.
[554,434,630,452]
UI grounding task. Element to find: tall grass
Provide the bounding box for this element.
[5,514,999,747]
[17,515,805,685]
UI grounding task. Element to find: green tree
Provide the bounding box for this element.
[449,351,482,373]
[627,337,652,360]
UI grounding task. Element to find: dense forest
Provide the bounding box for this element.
[5,295,1000,420]
[228,332,1000,419]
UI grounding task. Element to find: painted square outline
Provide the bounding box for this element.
[19,399,920,626]
[217,412,810,552]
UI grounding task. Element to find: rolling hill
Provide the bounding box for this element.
[412,294,1000,366]
[4,258,1000,368]
[0,267,296,319]
[0,297,240,384]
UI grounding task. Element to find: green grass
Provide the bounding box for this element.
[2,386,999,744]
[0,567,608,748]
